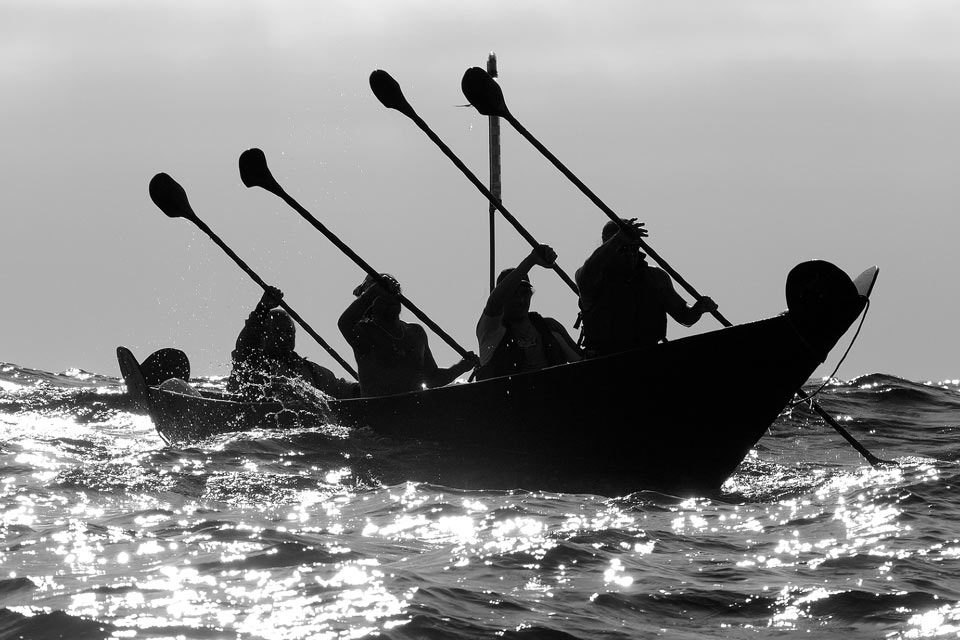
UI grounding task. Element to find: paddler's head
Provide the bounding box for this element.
[263,309,296,355]
[496,268,534,320]
[355,273,402,319]
[602,218,647,273]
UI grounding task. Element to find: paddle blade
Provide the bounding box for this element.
[369,69,414,117]
[239,148,283,195]
[461,66,508,117]
[149,173,197,221]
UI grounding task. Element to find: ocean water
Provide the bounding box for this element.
[2,362,960,640]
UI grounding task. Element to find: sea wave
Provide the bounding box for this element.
[4,364,960,638]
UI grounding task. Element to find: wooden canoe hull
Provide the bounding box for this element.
[119,260,871,495]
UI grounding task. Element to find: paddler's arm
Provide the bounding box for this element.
[653,269,718,327]
[304,359,360,399]
[338,285,380,350]
[576,219,647,292]
[339,274,402,351]
[482,245,557,316]
[418,326,478,388]
[544,317,584,362]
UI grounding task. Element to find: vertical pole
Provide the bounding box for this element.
[487,52,501,292]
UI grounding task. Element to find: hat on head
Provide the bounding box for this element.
[353,273,401,297]
[602,219,624,243]
[495,268,531,287]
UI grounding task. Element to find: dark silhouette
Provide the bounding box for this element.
[339,274,476,397]
[228,287,358,400]
[576,219,717,356]
[371,69,580,296]
[476,245,582,381]
[140,348,190,387]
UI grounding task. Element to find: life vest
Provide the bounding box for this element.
[475,312,570,381]
[579,265,667,355]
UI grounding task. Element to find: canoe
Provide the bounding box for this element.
[119,260,877,495]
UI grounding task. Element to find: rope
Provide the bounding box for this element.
[790,297,872,406]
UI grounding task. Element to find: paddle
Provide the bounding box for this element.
[461,67,894,469]
[237,148,477,365]
[795,387,891,467]
[147,172,359,380]
[461,66,726,324]
[368,69,579,296]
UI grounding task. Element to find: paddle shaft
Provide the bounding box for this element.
[487,53,501,293]
[186,215,359,380]
[795,387,889,468]
[501,112,891,468]
[401,109,579,296]
[502,114,729,323]
[480,43,499,388]
[264,186,475,362]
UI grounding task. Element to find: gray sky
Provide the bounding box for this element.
[3,0,958,382]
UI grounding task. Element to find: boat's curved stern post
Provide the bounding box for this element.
[117,346,151,413]
[785,261,868,361]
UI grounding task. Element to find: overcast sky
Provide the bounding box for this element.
[3,0,958,382]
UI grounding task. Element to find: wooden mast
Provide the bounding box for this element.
[487,52,501,291]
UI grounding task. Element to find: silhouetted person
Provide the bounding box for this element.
[229,287,358,400]
[576,219,717,356]
[476,245,582,381]
[339,274,476,397]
